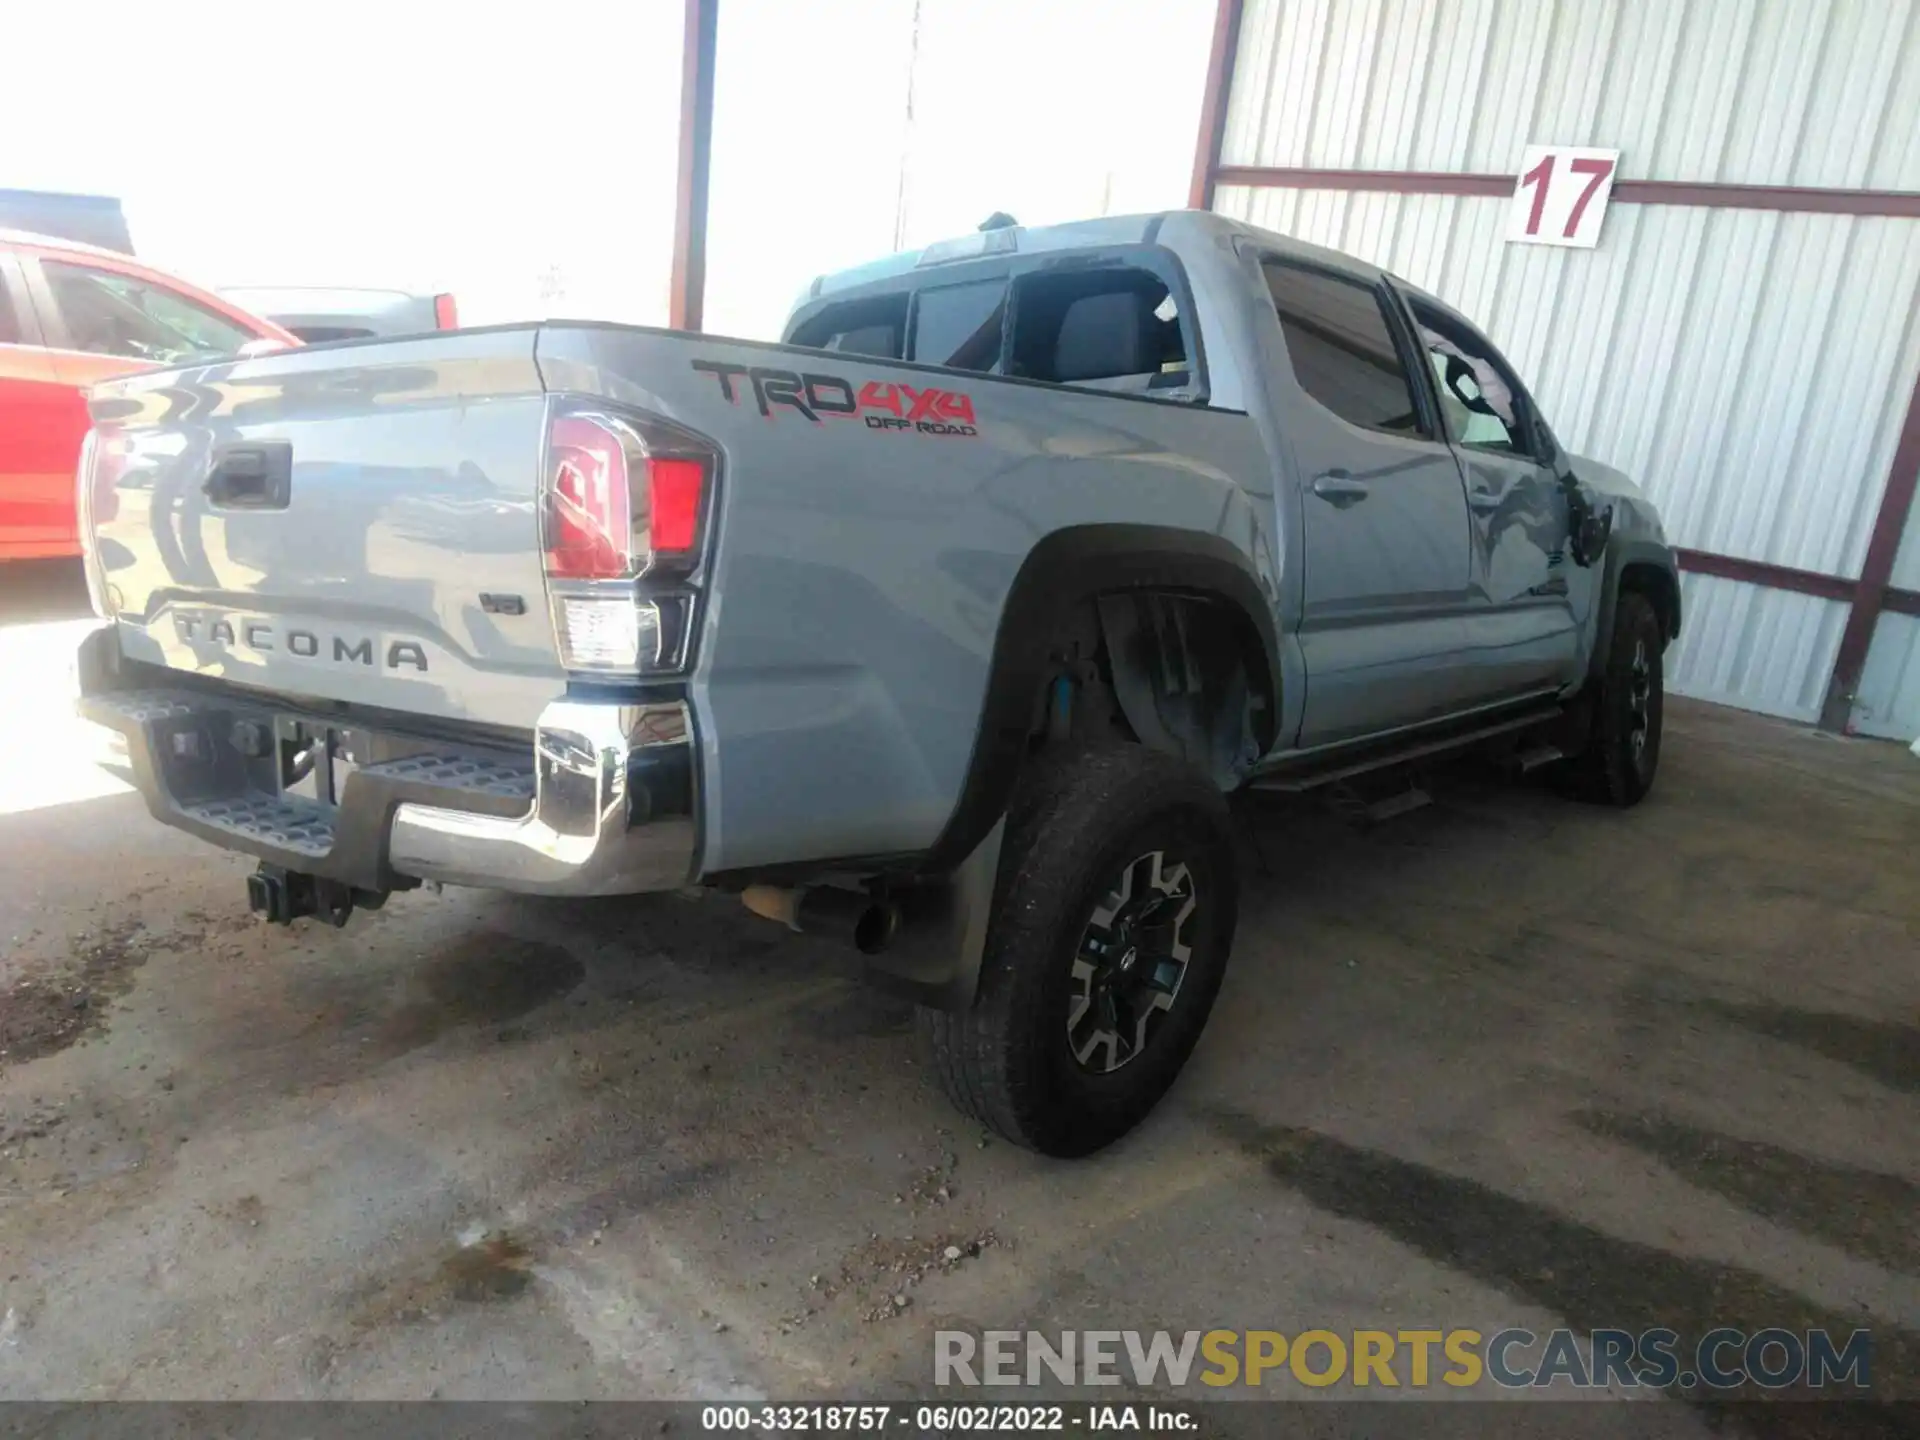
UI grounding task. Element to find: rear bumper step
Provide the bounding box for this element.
[76,632,696,897]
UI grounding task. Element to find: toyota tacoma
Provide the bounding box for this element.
[75,210,1679,1156]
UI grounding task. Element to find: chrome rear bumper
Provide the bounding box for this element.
[75,628,697,897]
[389,700,696,895]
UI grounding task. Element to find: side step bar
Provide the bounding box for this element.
[1252,706,1564,794]
[1513,744,1566,774]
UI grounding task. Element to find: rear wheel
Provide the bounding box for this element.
[1559,590,1664,806]
[918,745,1238,1157]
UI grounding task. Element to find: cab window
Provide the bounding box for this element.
[1262,260,1426,436]
[787,295,905,359]
[43,260,256,365]
[910,280,1007,373]
[1007,267,1190,393]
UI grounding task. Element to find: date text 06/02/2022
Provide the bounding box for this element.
[699,1403,1195,1431]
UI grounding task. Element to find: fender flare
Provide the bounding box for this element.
[1589,538,1683,683]
[864,525,1278,1011]
[921,523,1280,873]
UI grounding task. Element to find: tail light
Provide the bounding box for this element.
[540,402,716,675]
[432,293,459,330]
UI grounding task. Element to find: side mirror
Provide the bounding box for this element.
[1573,503,1614,567]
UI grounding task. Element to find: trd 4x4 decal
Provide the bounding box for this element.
[692,360,978,436]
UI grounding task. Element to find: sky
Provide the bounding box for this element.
[6,0,1214,339]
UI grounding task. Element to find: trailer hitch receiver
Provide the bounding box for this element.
[246,865,385,927]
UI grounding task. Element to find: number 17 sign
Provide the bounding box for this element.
[1508,145,1621,248]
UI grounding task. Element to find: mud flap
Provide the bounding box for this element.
[861,816,1006,1012]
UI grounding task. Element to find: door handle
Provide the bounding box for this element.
[1310,471,1369,508]
[1467,483,1504,513]
[204,442,293,509]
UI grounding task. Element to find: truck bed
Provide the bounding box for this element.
[82,321,1269,877]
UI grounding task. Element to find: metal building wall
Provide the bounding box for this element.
[1857,501,1920,737]
[1222,0,1920,189]
[1212,0,1920,733]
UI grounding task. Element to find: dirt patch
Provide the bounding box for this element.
[439,1229,534,1303]
[0,1101,65,1148]
[344,1227,537,1336]
[371,933,585,1056]
[0,919,151,1070]
[205,1193,268,1233]
[803,1229,1002,1325]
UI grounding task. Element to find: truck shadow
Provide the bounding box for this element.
[1572,1109,1920,1274]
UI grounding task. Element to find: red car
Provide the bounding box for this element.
[0,230,296,561]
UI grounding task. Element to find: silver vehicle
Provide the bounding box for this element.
[76,211,1678,1155]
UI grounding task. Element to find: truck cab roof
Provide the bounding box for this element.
[803,209,1391,306]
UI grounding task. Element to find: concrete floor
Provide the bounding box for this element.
[1,560,1915,1430]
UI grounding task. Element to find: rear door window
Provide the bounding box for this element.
[1262,260,1426,436]
[910,280,1007,373]
[42,259,256,365]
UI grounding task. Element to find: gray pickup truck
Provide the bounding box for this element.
[75,210,1678,1156]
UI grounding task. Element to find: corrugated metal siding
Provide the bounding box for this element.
[1669,574,1850,723]
[1894,476,1920,592]
[1854,612,1920,739]
[1211,0,1920,722]
[1222,0,1920,189]
[1863,484,1920,737]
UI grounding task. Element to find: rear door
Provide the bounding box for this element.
[1258,255,1477,746]
[0,247,84,557]
[1400,291,1579,700]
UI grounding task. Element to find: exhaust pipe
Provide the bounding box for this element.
[742,884,901,955]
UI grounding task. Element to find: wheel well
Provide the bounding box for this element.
[1026,590,1275,790]
[1619,561,1680,648]
[919,527,1283,871]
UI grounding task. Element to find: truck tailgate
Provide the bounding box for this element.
[85,330,561,730]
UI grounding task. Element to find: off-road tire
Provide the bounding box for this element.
[918,745,1238,1157]
[1559,590,1664,806]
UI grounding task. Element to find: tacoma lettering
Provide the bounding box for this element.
[172,615,426,672]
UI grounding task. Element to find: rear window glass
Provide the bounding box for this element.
[910,280,1006,373]
[0,274,19,344]
[1008,266,1188,392]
